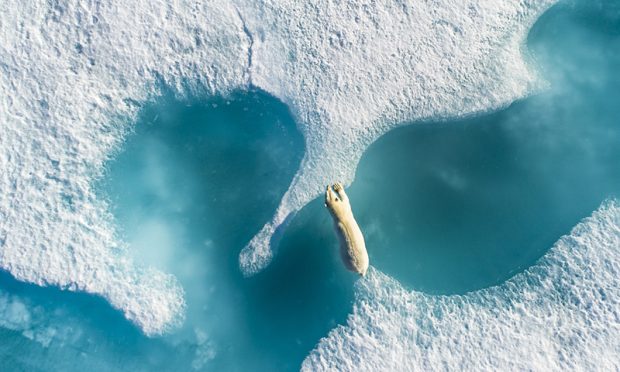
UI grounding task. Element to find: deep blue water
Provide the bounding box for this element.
[1,1,619,370]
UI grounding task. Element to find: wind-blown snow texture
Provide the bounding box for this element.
[1,0,555,334]
[303,199,620,371]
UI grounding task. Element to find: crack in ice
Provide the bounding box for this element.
[235,6,255,85]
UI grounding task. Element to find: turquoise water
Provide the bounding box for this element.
[97,90,357,370]
[348,0,619,294]
[1,0,619,370]
[354,104,619,294]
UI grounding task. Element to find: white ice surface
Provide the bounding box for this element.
[236,0,557,275]
[0,0,249,335]
[303,199,620,371]
[0,0,558,334]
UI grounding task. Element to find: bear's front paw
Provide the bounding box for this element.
[325,184,337,206]
[332,182,349,203]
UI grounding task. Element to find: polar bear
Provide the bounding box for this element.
[325,182,369,276]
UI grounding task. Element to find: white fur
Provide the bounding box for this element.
[325,183,369,276]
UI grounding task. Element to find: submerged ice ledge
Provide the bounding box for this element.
[1,0,555,334]
[303,199,620,371]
